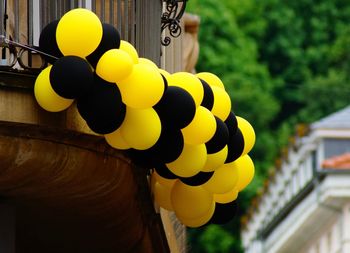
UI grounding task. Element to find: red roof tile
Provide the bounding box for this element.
[322,153,350,169]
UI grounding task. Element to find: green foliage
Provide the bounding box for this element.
[188,225,241,253]
[298,70,350,123]
[186,0,350,252]
[187,0,280,175]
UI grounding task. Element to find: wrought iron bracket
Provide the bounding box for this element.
[161,0,187,46]
[0,35,53,72]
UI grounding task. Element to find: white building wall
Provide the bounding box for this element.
[302,212,344,253]
[341,203,350,253]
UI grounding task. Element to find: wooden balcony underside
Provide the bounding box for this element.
[0,121,168,253]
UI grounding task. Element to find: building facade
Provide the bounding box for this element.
[242,106,350,253]
[0,1,195,252]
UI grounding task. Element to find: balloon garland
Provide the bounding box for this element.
[34,8,256,228]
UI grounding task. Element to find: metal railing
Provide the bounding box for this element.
[0,0,161,72]
[242,140,317,249]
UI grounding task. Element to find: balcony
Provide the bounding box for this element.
[0,0,163,72]
[242,106,350,253]
[0,1,184,252]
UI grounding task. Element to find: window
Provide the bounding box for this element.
[324,138,350,159]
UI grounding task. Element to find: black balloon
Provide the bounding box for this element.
[154,86,196,129]
[127,127,184,168]
[225,128,244,163]
[209,201,238,225]
[180,171,214,186]
[126,149,158,168]
[50,56,94,99]
[124,126,183,168]
[148,126,184,163]
[199,78,214,110]
[155,164,178,180]
[160,73,168,93]
[85,118,124,135]
[225,111,238,137]
[77,74,126,134]
[38,20,63,64]
[206,116,229,154]
[86,23,121,68]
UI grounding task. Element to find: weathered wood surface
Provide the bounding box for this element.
[0,69,169,253]
[0,70,95,134]
[0,121,169,253]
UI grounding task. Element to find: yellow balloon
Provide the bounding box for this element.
[202,161,239,194]
[166,143,207,177]
[153,181,174,211]
[117,63,165,109]
[96,49,133,82]
[119,40,139,64]
[34,66,74,112]
[237,116,256,155]
[56,8,102,57]
[105,128,130,150]
[181,106,216,145]
[211,86,231,121]
[214,187,238,204]
[154,171,177,188]
[139,58,158,69]
[120,107,161,150]
[178,201,215,227]
[202,145,228,172]
[230,154,255,191]
[196,72,225,90]
[171,181,214,220]
[158,68,171,78]
[168,72,204,107]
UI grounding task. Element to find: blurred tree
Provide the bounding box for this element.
[186,0,280,174]
[188,225,240,253]
[255,0,350,125]
[186,1,278,252]
[186,0,350,252]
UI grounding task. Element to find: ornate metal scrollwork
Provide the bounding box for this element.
[0,35,50,72]
[161,0,187,46]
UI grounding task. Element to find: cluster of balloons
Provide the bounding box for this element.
[150,115,255,227]
[34,8,256,228]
